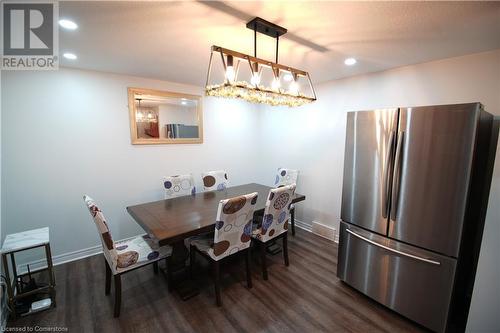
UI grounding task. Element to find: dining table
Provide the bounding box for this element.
[126,183,306,299]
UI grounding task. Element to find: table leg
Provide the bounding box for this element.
[170,241,190,270]
[2,253,16,319]
[10,253,18,294]
[44,244,57,307]
[162,240,199,301]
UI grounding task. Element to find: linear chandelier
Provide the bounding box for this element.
[205,17,316,107]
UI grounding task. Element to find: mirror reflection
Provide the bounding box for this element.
[128,88,203,144]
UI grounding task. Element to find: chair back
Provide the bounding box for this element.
[209,192,258,260]
[164,174,196,198]
[258,184,296,242]
[202,170,228,191]
[275,168,299,187]
[83,195,118,269]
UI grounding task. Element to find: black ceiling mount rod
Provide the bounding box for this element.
[254,22,257,58]
[246,17,287,65]
[276,34,279,63]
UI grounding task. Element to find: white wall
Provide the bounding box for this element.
[158,104,198,139]
[0,69,2,242]
[1,68,267,262]
[158,104,197,127]
[258,49,500,332]
[467,121,500,333]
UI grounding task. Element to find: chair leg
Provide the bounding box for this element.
[283,233,289,267]
[245,248,252,289]
[114,274,122,318]
[105,259,111,296]
[213,261,222,306]
[260,241,268,280]
[190,244,196,279]
[153,261,159,275]
[291,206,296,236]
[166,257,173,293]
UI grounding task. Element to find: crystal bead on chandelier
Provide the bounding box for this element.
[205,17,316,107]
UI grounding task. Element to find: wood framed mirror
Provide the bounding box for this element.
[128,87,203,144]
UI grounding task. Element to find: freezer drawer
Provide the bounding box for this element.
[338,222,456,333]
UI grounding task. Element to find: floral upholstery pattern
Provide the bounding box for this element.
[114,235,172,273]
[202,170,228,191]
[274,168,299,187]
[252,185,296,243]
[190,192,258,261]
[83,195,118,270]
[164,174,196,198]
[83,195,172,274]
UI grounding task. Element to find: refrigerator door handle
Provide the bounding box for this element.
[382,131,396,218]
[390,131,405,221]
[345,228,441,266]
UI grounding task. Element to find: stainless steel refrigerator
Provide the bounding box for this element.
[337,103,497,333]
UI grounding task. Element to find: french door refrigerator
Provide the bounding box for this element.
[337,103,497,333]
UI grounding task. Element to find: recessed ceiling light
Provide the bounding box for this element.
[58,19,78,30]
[344,57,357,66]
[181,101,187,105]
[63,53,77,60]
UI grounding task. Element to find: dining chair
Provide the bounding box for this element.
[202,170,229,191]
[274,168,299,236]
[187,192,258,306]
[252,184,296,280]
[164,174,196,198]
[83,195,173,317]
[275,168,299,187]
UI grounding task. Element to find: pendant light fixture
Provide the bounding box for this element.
[205,17,316,107]
[135,98,144,121]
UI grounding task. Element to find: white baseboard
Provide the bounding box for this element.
[15,234,144,275]
[294,219,312,232]
[17,245,103,275]
[295,219,338,243]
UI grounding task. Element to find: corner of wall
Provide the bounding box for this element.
[0,67,7,330]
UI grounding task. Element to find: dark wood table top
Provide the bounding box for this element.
[127,183,306,245]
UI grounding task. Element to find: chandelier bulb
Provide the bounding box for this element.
[272,77,281,90]
[225,55,236,83]
[225,66,235,82]
[251,73,261,86]
[289,80,299,95]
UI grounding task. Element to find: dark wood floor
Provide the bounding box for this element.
[8,229,426,332]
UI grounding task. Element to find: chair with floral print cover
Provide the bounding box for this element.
[252,184,296,280]
[274,168,299,236]
[187,192,258,306]
[164,174,196,198]
[83,195,173,317]
[202,170,228,192]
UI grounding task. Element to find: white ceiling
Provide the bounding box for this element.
[59,1,500,86]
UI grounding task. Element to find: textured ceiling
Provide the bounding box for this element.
[59,1,500,86]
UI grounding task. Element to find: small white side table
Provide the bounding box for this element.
[1,227,56,319]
